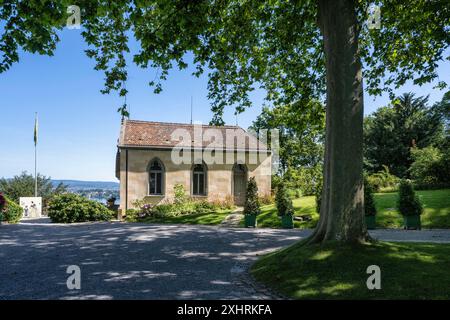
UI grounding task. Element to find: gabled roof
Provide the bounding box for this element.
[118,120,269,151]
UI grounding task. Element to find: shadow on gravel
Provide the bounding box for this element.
[0,222,306,299]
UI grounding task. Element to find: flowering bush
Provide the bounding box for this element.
[126,186,236,222]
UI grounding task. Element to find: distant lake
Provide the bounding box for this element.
[88,196,120,205]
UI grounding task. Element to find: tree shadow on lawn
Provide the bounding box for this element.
[251,240,450,300]
[0,222,305,299]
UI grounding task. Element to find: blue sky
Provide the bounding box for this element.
[0,29,449,182]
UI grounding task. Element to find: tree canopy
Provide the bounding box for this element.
[364,92,446,177]
[251,100,325,172]
[1,1,449,120]
[0,171,67,203]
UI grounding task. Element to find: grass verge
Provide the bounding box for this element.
[251,240,450,299]
[252,189,450,229]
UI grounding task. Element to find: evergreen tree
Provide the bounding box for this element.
[243,177,261,216]
[397,180,423,217]
[364,177,377,216]
[275,182,294,217]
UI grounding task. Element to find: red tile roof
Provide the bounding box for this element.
[118,120,269,151]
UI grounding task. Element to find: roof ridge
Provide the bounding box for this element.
[126,119,241,129]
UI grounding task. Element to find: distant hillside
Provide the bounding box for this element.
[52,180,119,191]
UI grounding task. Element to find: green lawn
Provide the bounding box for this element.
[132,189,449,228]
[251,241,450,299]
[138,209,232,225]
[250,189,450,229]
[375,189,450,229]
[243,196,319,228]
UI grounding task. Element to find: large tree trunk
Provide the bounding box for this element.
[308,0,369,244]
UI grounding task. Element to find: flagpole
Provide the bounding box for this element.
[34,112,38,197]
[35,139,37,197]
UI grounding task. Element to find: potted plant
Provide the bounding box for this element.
[276,182,294,229]
[364,177,377,229]
[397,179,423,230]
[244,177,260,227]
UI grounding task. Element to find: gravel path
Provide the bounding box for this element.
[1,221,449,300]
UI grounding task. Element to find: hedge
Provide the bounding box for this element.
[1,196,23,223]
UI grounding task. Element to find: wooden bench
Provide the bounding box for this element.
[294,214,313,222]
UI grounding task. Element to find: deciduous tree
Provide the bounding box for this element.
[1,0,449,244]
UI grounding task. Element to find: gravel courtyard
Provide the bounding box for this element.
[1,221,449,300]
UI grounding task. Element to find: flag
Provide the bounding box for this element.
[34,113,38,146]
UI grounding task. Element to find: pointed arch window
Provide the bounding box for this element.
[192,163,207,196]
[149,159,165,195]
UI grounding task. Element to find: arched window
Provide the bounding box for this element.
[148,159,165,195]
[192,163,207,196]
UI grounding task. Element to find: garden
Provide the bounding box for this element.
[251,188,450,230]
[124,184,235,225]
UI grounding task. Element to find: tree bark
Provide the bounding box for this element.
[308,0,369,244]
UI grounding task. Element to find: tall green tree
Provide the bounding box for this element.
[250,100,324,195]
[432,90,450,150]
[1,1,449,244]
[364,93,445,177]
[250,100,325,172]
[0,172,67,204]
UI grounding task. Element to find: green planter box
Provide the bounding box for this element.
[281,215,294,229]
[365,215,376,230]
[245,214,257,228]
[403,215,421,230]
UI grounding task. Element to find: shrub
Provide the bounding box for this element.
[129,184,236,220]
[275,182,294,217]
[2,196,23,223]
[0,195,4,223]
[258,193,275,205]
[364,177,377,216]
[410,146,450,187]
[367,165,399,192]
[125,209,140,222]
[0,192,5,212]
[209,195,235,210]
[286,188,302,199]
[154,203,176,215]
[397,179,423,217]
[271,174,282,193]
[173,183,187,205]
[193,200,215,213]
[243,177,261,216]
[125,207,166,222]
[48,193,114,223]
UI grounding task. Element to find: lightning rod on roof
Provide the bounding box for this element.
[190,96,193,124]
